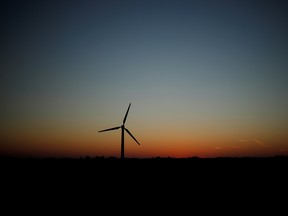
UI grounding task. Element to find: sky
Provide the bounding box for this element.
[1,0,288,158]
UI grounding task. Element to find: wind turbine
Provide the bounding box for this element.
[98,103,140,159]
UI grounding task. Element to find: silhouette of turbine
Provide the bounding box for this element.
[98,103,140,159]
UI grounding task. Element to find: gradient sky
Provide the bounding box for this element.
[1,0,288,158]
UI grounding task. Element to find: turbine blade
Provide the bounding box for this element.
[98,126,121,133]
[123,103,131,124]
[125,128,140,145]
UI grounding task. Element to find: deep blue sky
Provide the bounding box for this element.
[1,0,288,158]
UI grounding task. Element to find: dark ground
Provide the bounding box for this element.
[1,156,287,211]
[2,156,287,179]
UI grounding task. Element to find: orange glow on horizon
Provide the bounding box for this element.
[1,134,287,158]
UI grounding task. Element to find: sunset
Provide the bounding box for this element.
[1,0,288,159]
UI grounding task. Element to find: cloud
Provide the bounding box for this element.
[253,139,265,146]
[239,139,265,146]
[239,139,249,142]
[214,146,223,150]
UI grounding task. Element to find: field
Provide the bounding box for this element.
[1,156,287,209]
[2,156,287,178]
